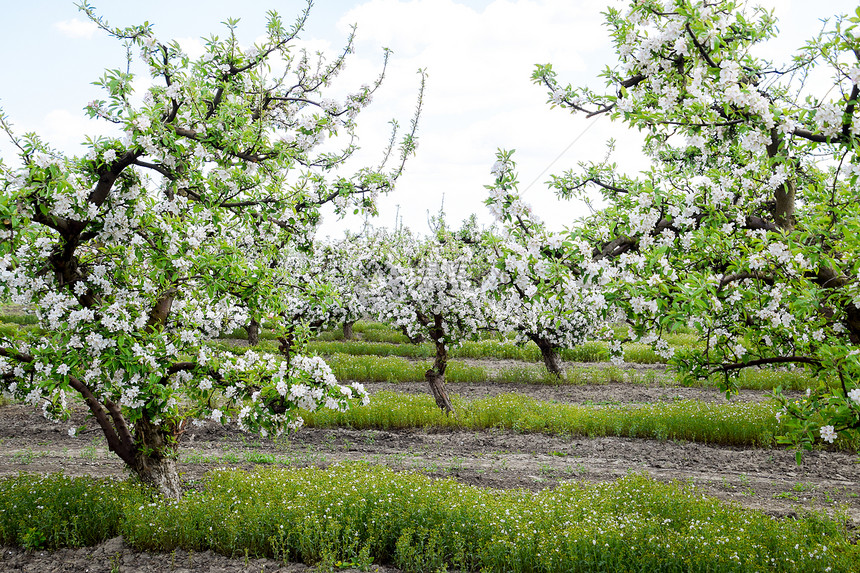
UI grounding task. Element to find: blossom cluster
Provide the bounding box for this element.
[364,225,489,350]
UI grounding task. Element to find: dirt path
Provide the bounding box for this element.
[1,378,858,571]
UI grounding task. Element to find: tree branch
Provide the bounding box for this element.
[68,376,135,465]
[159,361,224,386]
[712,356,821,374]
[146,287,178,331]
[0,347,136,464]
[88,149,141,207]
[718,271,775,290]
[685,23,720,69]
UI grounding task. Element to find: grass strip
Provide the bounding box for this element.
[703,368,821,392]
[202,341,823,393]
[301,391,860,450]
[308,340,432,359]
[2,466,854,571]
[0,314,37,326]
[0,316,697,365]
[307,339,678,364]
[321,354,640,385]
[322,354,491,384]
[319,353,817,391]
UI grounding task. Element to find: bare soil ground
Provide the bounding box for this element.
[1,361,859,572]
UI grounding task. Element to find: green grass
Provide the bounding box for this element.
[360,327,411,344]
[322,353,636,385]
[324,353,426,382]
[215,321,414,344]
[322,353,492,384]
[2,466,855,571]
[0,474,148,549]
[207,320,703,367]
[322,353,805,391]
[0,308,37,326]
[314,321,413,344]
[0,314,37,326]
[307,339,541,360]
[0,324,19,339]
[305,335,697,365]
[0,322,42,338]
[313,329,348,341]
[309,340,431,358]
[701,368,821,392]
[298,391,850,449]
[206,346,812,391]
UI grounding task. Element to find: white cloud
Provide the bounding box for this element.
[175,37,207,61]
[53,18,98,40]
[41,109,121,154]
[316,0,641,235]
[0,108,121,169]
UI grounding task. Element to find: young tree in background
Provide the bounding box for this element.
[533,0,860,453]
[318,233,380,340]
[367,223,488,414]
[484,152,606,376]
[0,2,422,496]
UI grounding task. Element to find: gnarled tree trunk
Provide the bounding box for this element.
[426,368,454,415]
[425,315,454,414]
[68,367,185,499]
[132,456,182,499]
[343,320,355,340]
[277,324,297,369]
[131,417,183,499]
[530,335,564,377]
[247,318,260,346]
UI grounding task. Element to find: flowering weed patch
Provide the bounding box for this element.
[0,474,148,549]
[120,464,860,571]
[1,467,857,571]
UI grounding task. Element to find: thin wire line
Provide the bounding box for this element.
[521,115,601,194]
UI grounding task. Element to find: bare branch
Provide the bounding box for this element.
[712,356,821,374]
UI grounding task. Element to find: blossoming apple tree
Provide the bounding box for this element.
[367,224,489,414]
[317,232,380,340]
[0,3,421,496]
[484,152,606,376]
[533,0,860,452]
[271,249,341,356]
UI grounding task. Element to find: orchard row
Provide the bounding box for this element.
[1,0,859,496]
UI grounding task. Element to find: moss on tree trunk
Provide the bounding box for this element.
[130,417,183,499]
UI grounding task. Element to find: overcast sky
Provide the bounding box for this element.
[0,1,855,238]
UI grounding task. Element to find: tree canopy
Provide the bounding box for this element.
[525,0,860,452]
